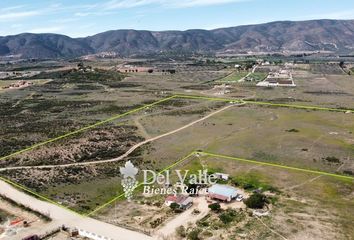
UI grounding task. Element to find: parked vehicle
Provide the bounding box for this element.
[236,194,244,202]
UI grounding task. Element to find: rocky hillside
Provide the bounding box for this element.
[1,19,354,58]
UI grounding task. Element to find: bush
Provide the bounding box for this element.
[176,225,186,238]
[188,228,201,240]
[231,174,279,193]
[170,202,180,210]
[219,209,238,224]
[219,212,234,224]
[244,193,267,209]
[197,220,209,227]
[192,209,200,215]
[286,128,299,133]
[323,156,340,163]
[208,203,221,212]
[149,218,163,228]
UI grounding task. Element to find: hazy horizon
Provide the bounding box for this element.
[2,18,354,38]
[1,0,354,37]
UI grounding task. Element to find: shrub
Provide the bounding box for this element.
[231,174,279,193]
[323,156,340,163]
[149,218,163,228]
[197,220,209,227]
[188,228,201,240]
[286,128,299,132]
[170,202,180,210]
[219,212,234,224]
[176,225,186,238]
[244,193,267,209]
[192,209,201,215]
[208,203,221,212]
[219,209,238,224]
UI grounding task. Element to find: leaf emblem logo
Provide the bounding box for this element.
[120,161,138,179]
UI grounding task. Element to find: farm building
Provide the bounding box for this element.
[213,172,229,181]
[256,69,296,87]
[165,195,193,209]
[208,184,238,202]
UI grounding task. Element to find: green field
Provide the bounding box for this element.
[246,72,268,82]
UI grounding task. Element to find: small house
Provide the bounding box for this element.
[165,195,193,209]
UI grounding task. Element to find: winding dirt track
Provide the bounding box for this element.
[0,103,241,171]
[0,103,241,240]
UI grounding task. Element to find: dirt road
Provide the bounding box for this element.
[0,103,241,239]
[0,103,240,171]
[239,65,257,82]
[155,197,209,239]
[0,180,152,240]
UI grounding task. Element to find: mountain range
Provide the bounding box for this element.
[1,19,354,59]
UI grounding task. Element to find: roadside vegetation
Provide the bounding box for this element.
[0,209,12,224]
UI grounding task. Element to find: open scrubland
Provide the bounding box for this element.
[0,60,353,239]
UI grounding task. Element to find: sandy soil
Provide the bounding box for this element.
[155,196,209,239]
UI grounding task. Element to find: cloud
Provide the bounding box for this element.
[0,11,40,21]
[0,5,27,12]
[102,0,156,10]
[101,0,247,10]
[52,17,79,24]
[75,12,92,17]
[167,0,248,8]
[71,0,248,18]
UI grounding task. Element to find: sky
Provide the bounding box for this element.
[1,0,354,37]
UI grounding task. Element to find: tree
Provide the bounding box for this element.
[244,193,267,209]
[339,61,345,68]
[147,69,154,73]
[170,202,180,211]
[208,202,221,212]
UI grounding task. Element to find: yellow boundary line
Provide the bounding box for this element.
[0,176,83,217]
[1,149,352,218]
[1,94,352,162]
[0,94,353,217]
[85,151,195,217]
[200,151,354,181]
[0,95,177,161]
[176,94,354,113]
[87,149,353,216]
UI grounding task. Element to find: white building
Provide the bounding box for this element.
[213,173,229,181]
